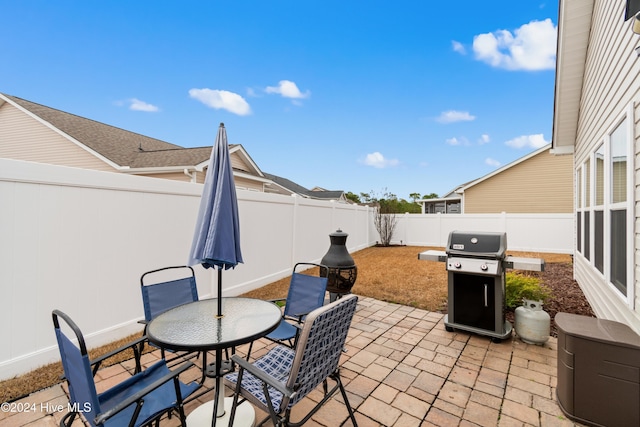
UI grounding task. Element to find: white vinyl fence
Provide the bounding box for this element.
[0,159,374,380]
[393,212,574,254]
[0,158,573,380]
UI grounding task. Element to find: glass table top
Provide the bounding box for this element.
[147,297,282,351]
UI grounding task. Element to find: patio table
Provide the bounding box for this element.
[147,297,282,427]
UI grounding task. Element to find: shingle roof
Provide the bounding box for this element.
[263,172,345,200]
[128,147,213,168]
[3,93,215,169]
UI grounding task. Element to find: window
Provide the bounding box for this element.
[609,120,628,294]
[576,168,582,253]
[594,145,604,273]
[579,116,631,301]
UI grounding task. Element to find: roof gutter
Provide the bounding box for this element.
[184,168,196,183]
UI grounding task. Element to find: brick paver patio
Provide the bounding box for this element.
[2,297,586,426]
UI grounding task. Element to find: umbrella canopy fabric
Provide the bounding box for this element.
[188,123,243,270]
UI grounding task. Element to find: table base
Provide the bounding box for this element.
[186,397,255,427]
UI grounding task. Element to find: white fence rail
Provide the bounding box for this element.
[0,158,573,379]
[393,212,574,254]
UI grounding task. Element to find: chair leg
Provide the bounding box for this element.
[172,376,189,427]
[262,382,284,426]
[60,411,77,427]
[246,341,254,360]
[336,373,358,427]
[229,366,244,425]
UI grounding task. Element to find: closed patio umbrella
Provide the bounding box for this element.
[188,123,242,425]
[188,122,243,423]
[189,122,243,317]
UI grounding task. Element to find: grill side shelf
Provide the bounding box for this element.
[503,256,545,272]
[418,250,447,262]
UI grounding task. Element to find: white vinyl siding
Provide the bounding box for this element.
[571,0,638,331]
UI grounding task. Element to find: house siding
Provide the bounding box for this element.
[235,176,265,191]
[0,102,116,172]
[230,153,249,172]
[463,150,573,213]
[137,171,193,182]
[571,0,640,331]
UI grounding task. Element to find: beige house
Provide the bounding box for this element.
[0,93,270,190]
[553,0,639,332]
[418,144,573,214]
[0,93,350,200]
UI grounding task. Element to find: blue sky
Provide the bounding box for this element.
[2,1,559,200]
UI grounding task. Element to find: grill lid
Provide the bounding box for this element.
[446,231,507,259]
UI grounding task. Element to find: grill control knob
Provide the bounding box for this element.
[480,264,488,271]
[454,262,461,269]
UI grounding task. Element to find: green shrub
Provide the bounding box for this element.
[505,272,552,309]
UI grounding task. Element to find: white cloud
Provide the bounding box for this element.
[265,80,310,99]
[472,19,557,71]
[189,88,252,116]
[128,98,159,112]
[479,134,490,144]
[452,40,466,54]
[436,110,476,124]
[505,134,550,149]
[485,158,501,167]
[446,136,470,146]
[362,152,399,168]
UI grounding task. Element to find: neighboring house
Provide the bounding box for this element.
[418,189,462,214]
[0,93,270,190]
[553,0,639,332]
[418,144,573,214]
[263,172,349,202]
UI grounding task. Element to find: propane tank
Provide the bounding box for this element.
[515,299,550,345]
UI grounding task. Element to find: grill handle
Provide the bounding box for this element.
[484,284,488,307]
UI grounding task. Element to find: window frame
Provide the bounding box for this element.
[576,104,634,308]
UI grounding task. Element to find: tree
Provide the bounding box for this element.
[368,189,399,246]
[345,191,361,204]
[409,192,421,202]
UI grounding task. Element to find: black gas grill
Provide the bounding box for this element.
[419,231,544,342]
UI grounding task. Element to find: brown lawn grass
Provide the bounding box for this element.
[2,245,570,403]
[241,245,571,311]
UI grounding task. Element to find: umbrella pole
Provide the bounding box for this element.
[217,268,223,318]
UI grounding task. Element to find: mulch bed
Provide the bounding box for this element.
[505,261,596,337]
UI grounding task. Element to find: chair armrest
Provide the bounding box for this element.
[94,360,195,425]
[91,336,146,366]
[230,354,294,398]
[90,336,146,374]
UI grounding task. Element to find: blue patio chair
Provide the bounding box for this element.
[264,262,329,348]
[225,294,359,427]
[140,265,199,327]
[52,309,199,427]
[140,266,199,360]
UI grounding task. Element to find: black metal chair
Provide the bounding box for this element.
[52,309,199,427]
[225,294,359,427]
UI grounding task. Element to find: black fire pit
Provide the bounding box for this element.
[320,229,357,301]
